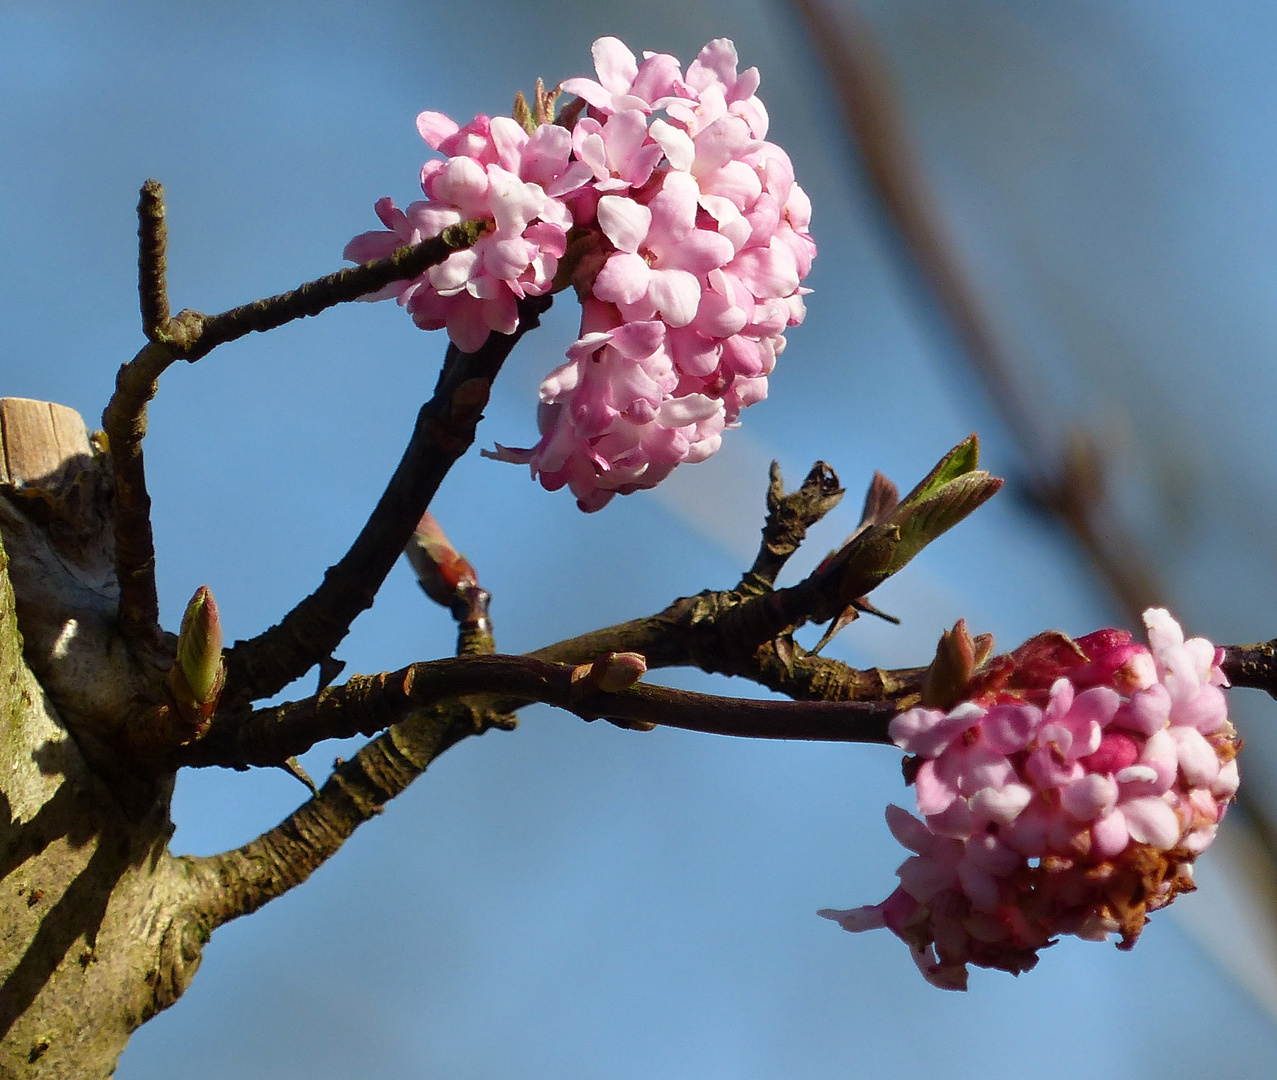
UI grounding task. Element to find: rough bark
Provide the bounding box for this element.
[0,399,208,1079]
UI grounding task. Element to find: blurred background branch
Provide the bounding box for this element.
[794,0,1277,1019]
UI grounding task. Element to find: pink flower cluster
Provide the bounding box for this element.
[820,608,1239,990]
[346,36,815,511]
[344,114,581,352]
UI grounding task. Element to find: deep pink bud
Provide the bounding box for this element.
[1080,732,1141,775]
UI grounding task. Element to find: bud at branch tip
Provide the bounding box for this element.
[176,584,225,706]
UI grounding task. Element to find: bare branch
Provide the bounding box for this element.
[188,701,483,929]
[103,183,489,642]
[739,461,844,595]
[220,294,554,705]
[102,342,172,637]
[165,220,489,361]
[183,652,902,768]
[186,644,898,924]
[181,454,944,922]
[193,447,990,769]
[137,179,170,339]
[1221,640,1277,699]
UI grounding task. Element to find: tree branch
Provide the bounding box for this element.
[738,461,844,595]
[181,457,971,924]
[102,180,488,642]
[188,701,484,930]
[220,294,555,706]
[185,654,898,927]
[162,219,489,361]
[182,652,902,768]
[190,458,938,768]
[1221,641,1277,698]
[137,179,170,340]
[102,342,172,637]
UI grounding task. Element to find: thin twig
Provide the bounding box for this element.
[186,462,923,773]
[739,461,844,595]
[180,462,911,923]
[137,179,170,338]
[1221,641,1277,698]
[167,220,489,361]
[220,294,555,706]
[104,183,488,641]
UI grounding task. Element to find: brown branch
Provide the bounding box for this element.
[193,450,996,770]
[103,182,489,641]
[739,461,844,594]
[187,534,923,773]
[183,652,903,768]
[1221,640,1277,699]
[102,342,173,637]
[137,179,170,338]
[181,462,914,923]
[220,294,555,706]
[186,645,899,925]
[187,700,484,929]
[163,219,489,361]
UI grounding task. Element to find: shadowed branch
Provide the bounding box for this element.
[182,450,996,926]
[182,652,903,769]
[220,294,555,706]
[187,456,976,769]
[103,179,488,642]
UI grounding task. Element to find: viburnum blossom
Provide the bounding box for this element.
[819,608,1239,990]
[346,35,815,511]
[344,115,583,352]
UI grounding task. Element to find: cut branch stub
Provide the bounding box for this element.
[743,460,844,592]
[137,179,170,339]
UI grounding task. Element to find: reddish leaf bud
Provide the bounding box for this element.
[405,511,479,609]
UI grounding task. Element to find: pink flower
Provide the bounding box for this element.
[344,116,575,352]
[348,36,814,510]
[485,303,727,511]
[559,37,689,115]
[823,609,1239,989]
[592,175,737,328]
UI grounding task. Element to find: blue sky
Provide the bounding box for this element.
[4,1,1277,1075]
